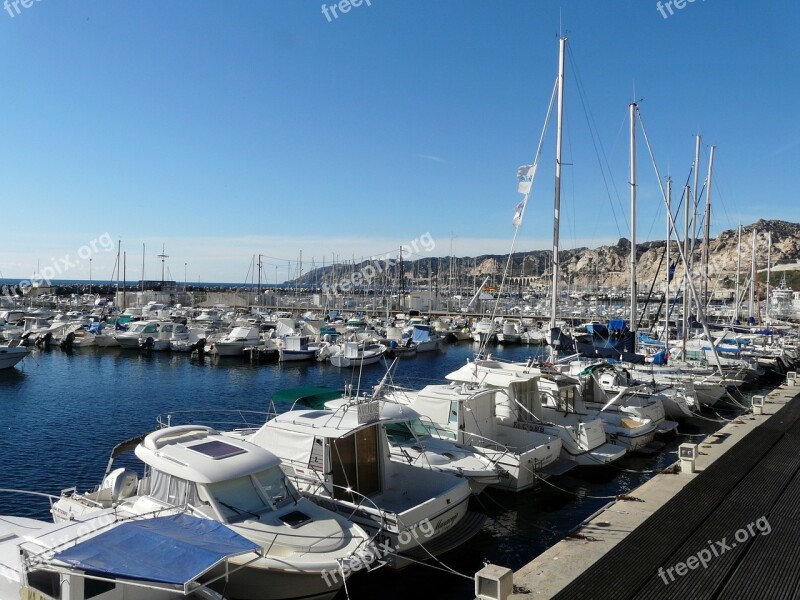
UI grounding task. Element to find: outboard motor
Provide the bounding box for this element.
[140,336,155,352]
[189,338,206,358]
[35,331,53,350]
[59,331,75,352]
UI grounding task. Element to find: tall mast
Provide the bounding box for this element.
[766,231,772,321]
[735,225,742,322]
[749,228,757,320]
[665,177,672,345]
[629,102,638,349]
[701,145,715,316]
[691,135,701,279]
[682,185,691,352]
[549,36,566,334]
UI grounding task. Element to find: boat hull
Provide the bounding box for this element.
[0,347,28,369]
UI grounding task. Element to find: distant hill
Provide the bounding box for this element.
[293,219,800,292]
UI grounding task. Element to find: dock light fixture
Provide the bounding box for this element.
[752,395,765,415]
[475,564,513,600]
[787,371,798,387]
[678,443,698,474]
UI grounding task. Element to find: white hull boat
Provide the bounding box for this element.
[0,343,28,369]
[52,426,373,600]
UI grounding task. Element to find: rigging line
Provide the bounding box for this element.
[393,515,474,581]
[567,46,626,238]
[480,75,559,357]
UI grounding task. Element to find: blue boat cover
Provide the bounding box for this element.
[608,318,626,332]
[53,514,258,586]
[411,325,431,343]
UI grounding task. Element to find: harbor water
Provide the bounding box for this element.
[0,343,748,600]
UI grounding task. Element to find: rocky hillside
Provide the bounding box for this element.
[295,220,800,291]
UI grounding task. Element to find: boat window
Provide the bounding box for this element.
[448,400,459,425]
[253,467,294,509]
[407,418,433,440]
[149,469,202,507]
[207,476,271,522]
[557,386,576,413]
[162,324,173,333]
[142,324,158,334]
[384,422,415,444]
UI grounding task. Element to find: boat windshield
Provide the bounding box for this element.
[207,468,293,522]
[384,419,432,445]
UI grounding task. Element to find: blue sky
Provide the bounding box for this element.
[1,0,798,283]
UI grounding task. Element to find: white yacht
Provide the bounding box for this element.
[242,402,485,569]
[52,425,373,600]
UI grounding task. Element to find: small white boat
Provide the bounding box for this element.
[329,341,386,368]
[0,340,28,369]
[211,325,262,357]
[279,334,321,362]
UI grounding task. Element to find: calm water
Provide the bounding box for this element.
[0,343,746,599]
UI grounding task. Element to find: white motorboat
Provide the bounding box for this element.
[444,359,629,465]
[242,403,485,569]
[561,360,681,432]
[0,340,28,369]
[115,320,190,351]
[385,384,570,491]
[279,334,321,362]
[323,395,503,494]
[52,425,373,600]
[470,318,496,344]
[329,341,386,368]
[407,324,443,353]
[211,325,262,357]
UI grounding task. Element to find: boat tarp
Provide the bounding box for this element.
[272,386,345,409]
[411,326,431,343]
[52,514,258,586]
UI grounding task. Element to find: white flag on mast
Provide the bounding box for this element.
[517,163,536,194]
[513,198,527,228]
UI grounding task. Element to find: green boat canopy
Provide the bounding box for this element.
[272,386,345,410]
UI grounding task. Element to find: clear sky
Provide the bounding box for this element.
[1,0,798,284]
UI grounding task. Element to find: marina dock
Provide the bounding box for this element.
[510,375,800,599]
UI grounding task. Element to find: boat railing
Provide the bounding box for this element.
[0,487,61,512]
[156,409,274,431]
[287,470,392,536]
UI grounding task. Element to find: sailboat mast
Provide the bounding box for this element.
[702,145,715,316]
[549,36,566,333]
[735,225,742,322]
[629,102,638,348]
[691,135,701,280]
[665,177,671,345]
[749,228,757,320]
[766,231,772,321]
[682,185,691,352]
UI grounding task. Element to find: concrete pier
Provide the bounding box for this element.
[510,375,800,599]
